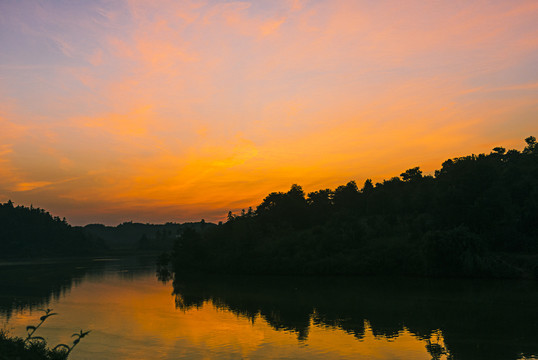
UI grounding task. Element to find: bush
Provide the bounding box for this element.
[422,226,485,277]
[0,330,67,360]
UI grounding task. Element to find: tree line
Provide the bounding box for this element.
[0,201,106,258]
[170,136,538,278]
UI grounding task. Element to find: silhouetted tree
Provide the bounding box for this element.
[523,136,536,154]
[362,179,374,193]
[0,202,106,258]
[492,147,506,155]
[168,136,538,278]
[401,167,423,182]
[333,181,359,211]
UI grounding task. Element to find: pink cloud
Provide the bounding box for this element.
[1,0,537,224]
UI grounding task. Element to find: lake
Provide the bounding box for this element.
[1,256,537,360]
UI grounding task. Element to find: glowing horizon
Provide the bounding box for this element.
[1,0,537,225]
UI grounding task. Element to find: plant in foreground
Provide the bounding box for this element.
[53,329,92,357]
[25,308,58,344]
[0,308,90,359]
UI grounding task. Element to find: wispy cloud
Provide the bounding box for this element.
[1,0,537,224]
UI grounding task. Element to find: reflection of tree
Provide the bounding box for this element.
[0,256,155,320]
[173,276,313,340]
[171,275,538,360]
[0,261,87,320]
[425,331,453,360]
[426,340,447,360]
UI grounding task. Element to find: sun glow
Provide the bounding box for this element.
[1,0,537,224]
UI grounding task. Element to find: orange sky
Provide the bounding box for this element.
[1,0,537,225]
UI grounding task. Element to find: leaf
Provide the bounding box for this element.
[40,313,57,321]
[29,336,46,342]
[73,339,80,345]
[26,326,36,332]
[53,344,70,351]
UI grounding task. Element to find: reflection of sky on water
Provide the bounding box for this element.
[0,256,156,319]
[0,258,537,360]
[1,271,447,360]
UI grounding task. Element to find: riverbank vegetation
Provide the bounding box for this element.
[0,330,67,360]
[0,309,89,360]
[170,137,538,278]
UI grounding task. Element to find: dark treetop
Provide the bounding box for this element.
[0,202,106,258]
[169,136,538,278]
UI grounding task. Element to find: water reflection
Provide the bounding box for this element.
[1,258,537,360]
[171,275,538,360]
[0,256,155,319]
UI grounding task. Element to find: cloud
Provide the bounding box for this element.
[1,0,537,224]
[260,17,286,36]
[80,105,153,136]
[12,181,53,192]
[89,48,104,66]
[462,82,538,95]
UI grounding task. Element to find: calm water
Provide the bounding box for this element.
[0,256,537,360]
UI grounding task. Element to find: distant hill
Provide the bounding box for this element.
[81,221,215,251]
[0,201,215,257]
[0,202,107,258]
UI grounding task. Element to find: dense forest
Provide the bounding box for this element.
[170,136,538,278]
[0,202,106,258]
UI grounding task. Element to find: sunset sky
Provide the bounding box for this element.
[1,0,537,225]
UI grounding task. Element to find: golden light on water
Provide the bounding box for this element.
[2,273,450,360]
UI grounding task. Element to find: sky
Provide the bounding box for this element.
[1,0,537,225]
